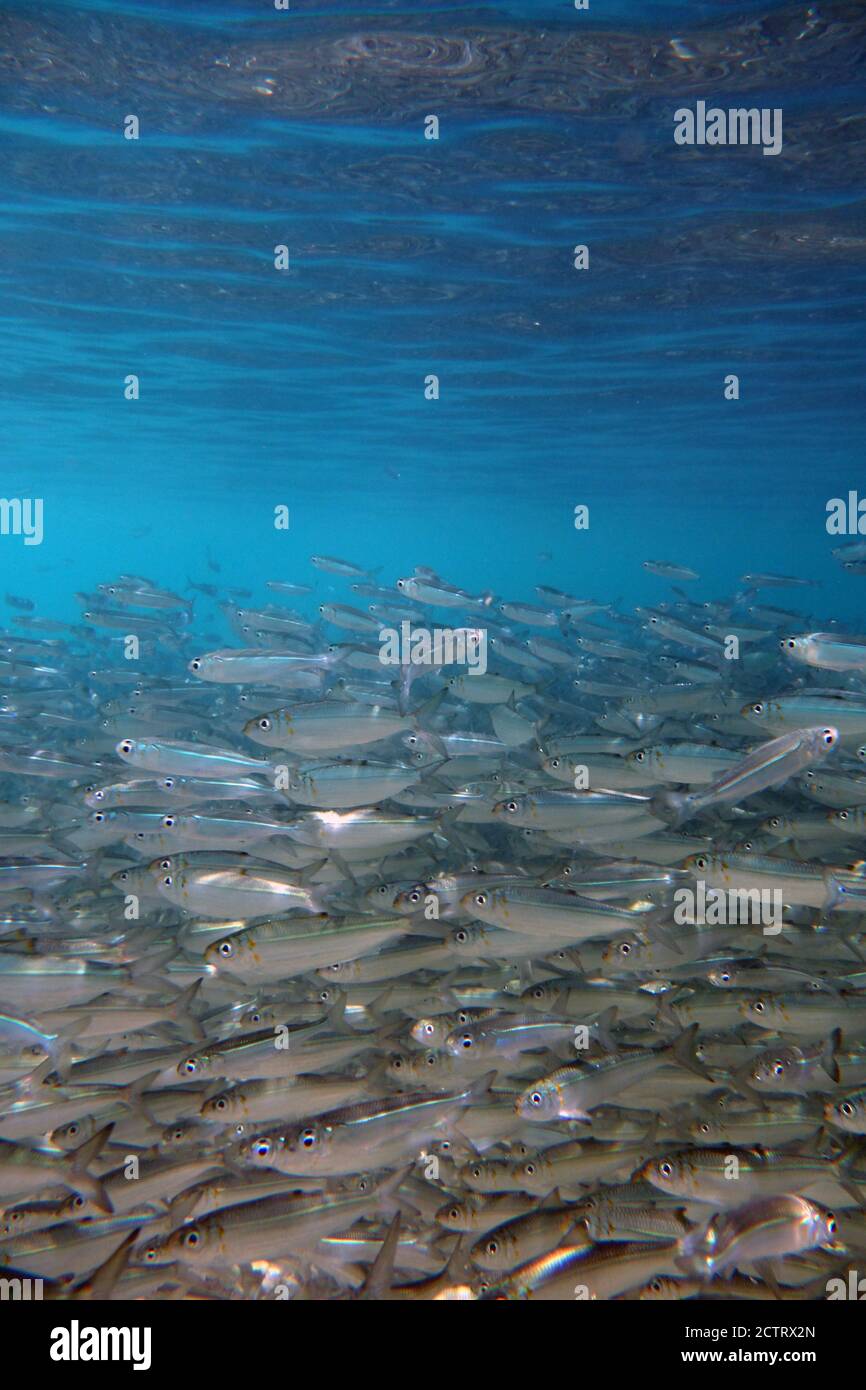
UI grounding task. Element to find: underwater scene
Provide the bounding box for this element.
[1,0,866,1309]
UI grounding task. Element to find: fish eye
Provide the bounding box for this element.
[218,941,233,957]
[699,1123,710,1135]
[841,1102,855,1117]
[839,811,849,821]
[752,703,764,715]
[529,1092,542,1107]
[163,816,175,828]
[214,1099,227,1112]
[426,1052,437,1065]
[773,1062,785,1076]
[634,751,645,762]
[392,1057,403,1069]
[409,889,422,904]
[396,579,405,590]
[92,790,103,801]
[720,972,730,983]
[525,1163,536,1175]
[119,739,133,754]
[474,893,487,907]
[162,875,173,887]
[160,858,171,869]
[258,717,271,731]
[822,729,835,745]
[781,638,796,650]
[93,811,105,823]
[255,1140,271,1157]
[619,942,631,956]
[532,987,545,1000]
[142,1246,159,1263]
[67,1124,79,1137]
[455,930,468,943]
[550,758,560,769]
[183,1228,201,1248]
[827,1214,837,1234]
[301,1129,316,1148]
[659,1162,673,1177]
[754,1001,764,1012]
[486,1240,499,1255]
[181,1059,198,1075]
[190,659,201,671]
[505,801,518,813]
[694,856,708,871]
[449,1208,460,1221]
[459,1034,472,1049]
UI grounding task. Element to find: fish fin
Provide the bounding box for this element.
[414,687,447,724]
[73,1228,140,1300]
[365,986,395,1023]
[822,1028,842,1082]
[296,857,328,886]
[443,1231,475,1283]
[166,1185,205,1226]
[443,1122,482,1158]
[324,990,351,1033]
[751,1259,785,1297]
[374,1162,415,1215]
[361,1211,401,1299]
[120,1069,163,1127]
[167,979,206,1042]
[68,1122,115,1214]
[28,1053,61,1087]
[328,850,359,888]
[595,1006,619,1052]
[537,1187,563,1209]
[49,1017,90,1078]
[838,1176,866,1211]
[129,944,177,981]
[466,1070,497,1105]
[670,1024,714,1082]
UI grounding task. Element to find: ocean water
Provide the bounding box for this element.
[1,0,865,618]
[1,0,866,1306]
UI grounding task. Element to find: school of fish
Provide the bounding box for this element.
[2,555,866,1300]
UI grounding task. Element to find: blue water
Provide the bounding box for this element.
[1,0,864,624]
